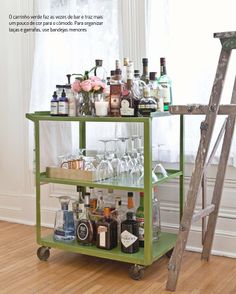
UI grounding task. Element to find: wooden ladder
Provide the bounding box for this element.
[166,31,236,291]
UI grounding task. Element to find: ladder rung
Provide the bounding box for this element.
[214,31,236,39]
[169,104,236,115]
[192,205,215,223]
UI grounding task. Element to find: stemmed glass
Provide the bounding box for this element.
[117,137,130,184]
[110,138,121,180]
[96,139,114,181]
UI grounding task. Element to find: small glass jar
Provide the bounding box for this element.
[94,93,109,117]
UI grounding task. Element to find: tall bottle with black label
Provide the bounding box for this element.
[158,57,172,111]
[141,58,149,85]
[76,193,94,245]
[121,212,139,253]
[58,89,69,116]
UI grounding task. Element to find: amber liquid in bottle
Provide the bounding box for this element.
[96,207,118,250]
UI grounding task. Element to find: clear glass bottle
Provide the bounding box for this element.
[54,196,75,242]
[95,190,105,215]
[76,193,94,245]
[64,85,76,117]
[158,57,172,111]
[136,192,145,247]
[58,89,69,116]
[89,187,97,213]
[96,207,118,250]
[111,196,124,243]
[138,86,157,117]
[121,212,139,253]
[122,57,129,83]
[141,58,149,85]
[127,192,135,213]
[50,91,58,116]
[94,59,107,83]
[152,186,161,241]
[149,72,164,112]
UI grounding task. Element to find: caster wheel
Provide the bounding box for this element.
[166,248,174,259]
[129,264,145,280]
[37,246,50,261]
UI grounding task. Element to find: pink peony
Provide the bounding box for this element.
[72,80,81,92]
[81,80,92,92]
[90,76,101,82]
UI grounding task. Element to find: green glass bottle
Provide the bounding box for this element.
[136,192,144,247]
[158,57,172,111]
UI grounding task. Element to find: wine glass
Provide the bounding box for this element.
[96,139,114,181]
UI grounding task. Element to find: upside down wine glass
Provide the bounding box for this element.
[96,139,114,181]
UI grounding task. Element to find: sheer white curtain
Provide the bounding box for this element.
[30,0,120,169]
[148,0,236,165]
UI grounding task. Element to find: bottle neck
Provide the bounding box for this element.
[139,195,144,207]
[127,79,132,90]
[160,64,167,76]
[128,196,134,209]
[143,65,148,76]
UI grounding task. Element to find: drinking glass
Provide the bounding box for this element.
[96,139,114,181]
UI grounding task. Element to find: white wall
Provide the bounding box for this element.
[0,0,236,259]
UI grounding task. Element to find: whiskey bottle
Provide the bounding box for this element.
[96,207,118,250]
[89,187,97,213]
[109,66,123,117]
[76,193,94,245]
[141,58,149,85]
[121,212,139,253]
[136,192,145,247]
[158,57,172,111]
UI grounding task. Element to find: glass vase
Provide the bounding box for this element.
[80,92,95,116]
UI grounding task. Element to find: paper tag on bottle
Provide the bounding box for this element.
[121,230,138,248]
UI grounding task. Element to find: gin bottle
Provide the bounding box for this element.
[54,196,75,242]
[121,212,139,253]
[94,59,107,83]
[158,57,172,111]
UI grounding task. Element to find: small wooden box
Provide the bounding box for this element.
[46,167,99,181]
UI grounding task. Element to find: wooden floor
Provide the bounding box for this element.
[0,221,236,294]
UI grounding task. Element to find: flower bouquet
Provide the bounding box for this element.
[72,71,107,116]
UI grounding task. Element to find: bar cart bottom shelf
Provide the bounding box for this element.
[37,232,176,279]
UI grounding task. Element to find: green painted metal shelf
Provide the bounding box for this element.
[40,169,182,191]
[40,232,177,266]
[26,111,171,123]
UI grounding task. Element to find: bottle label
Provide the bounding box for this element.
[59,101,69,115]
[159,83,170,103]
[77,223,89,241]
[97,225,107,247]
[136,217,144,241]
[120,99,134,116]
[121,230,138,248]
[51,101,58,115]
[138,104,157,109]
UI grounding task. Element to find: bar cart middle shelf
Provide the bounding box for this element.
[26,111,184,280]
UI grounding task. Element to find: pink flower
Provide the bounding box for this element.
[81,80,92,92]
[90,76,101,82]
[92,80,106,90]
[72,80,81,92]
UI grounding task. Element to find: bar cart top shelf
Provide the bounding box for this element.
[26,111,171,123]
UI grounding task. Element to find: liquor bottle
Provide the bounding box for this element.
[94,59,107,83]
[111,196,124,243]
[149,72,164,112]
[121,212,139,253]
[158,57,172,111]
[95,190,105,215]
[120,62,139,117]
[58,89,69,116]
[127,192,135,213]
[50,91,58,116]
[54,196,75,242]
[109,61,123,117]
[136,192,145,247]
[77,186,85,219]
[141,58,149,85]
[76,193,94,245]
[122,57,129,83]
[133,69,143,99]
[89,187,97,213]
[96,207,118,250]
[138,86,157,117]
[152,186,161,241]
